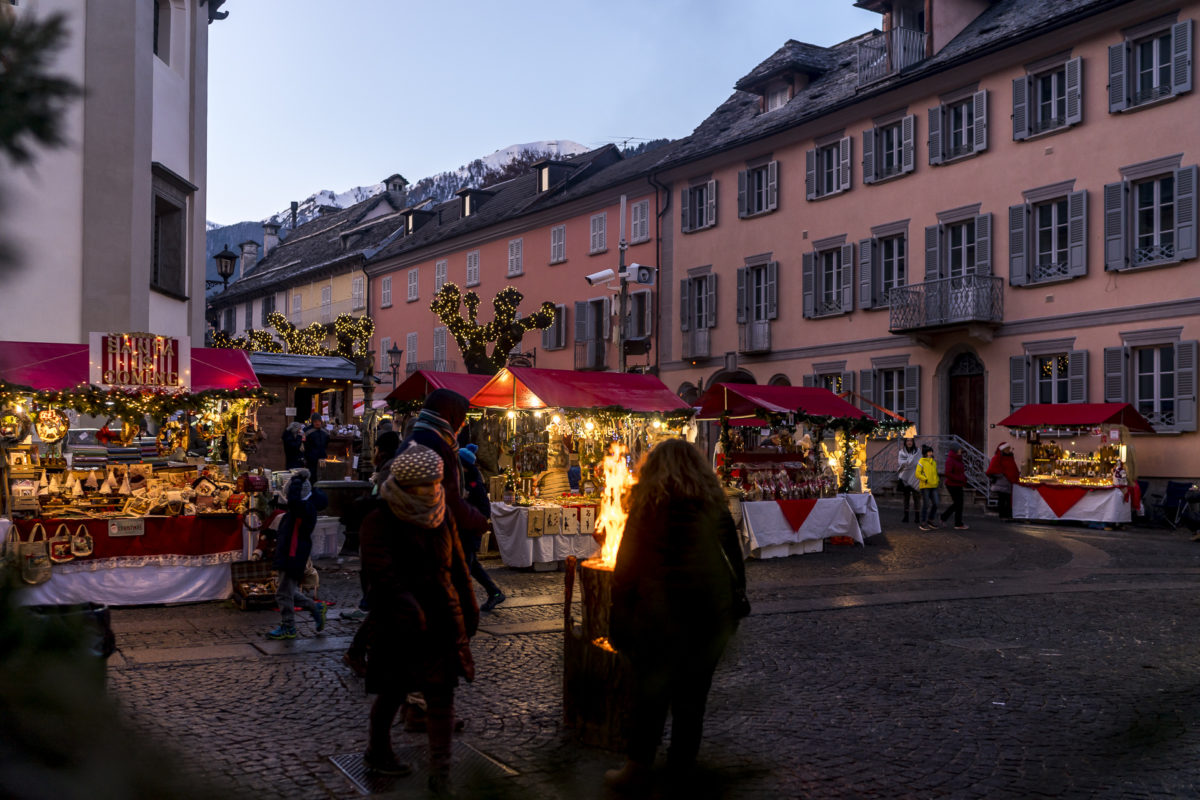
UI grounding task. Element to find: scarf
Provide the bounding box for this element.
[413,408,458,449]
[380,477,446,529]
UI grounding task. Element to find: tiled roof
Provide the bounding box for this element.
[248,352,363,381]
[733,39,836,91]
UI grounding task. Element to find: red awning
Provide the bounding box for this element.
[385,370,491,405]
[470,367,691,413]
[0,341,260,392]
[696,383,870,420]
[996,402,1155,433]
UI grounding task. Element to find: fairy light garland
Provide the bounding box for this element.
[431,282,555,374]
[212,312,375,359]
[0,380,276,421]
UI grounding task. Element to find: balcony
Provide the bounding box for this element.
[738,321,771,354]
[405,360,458,375]
[888,275,1004,334]
[682,328,711,361]
[857,27,927,86]
[574,340,607,371]
[288,297,363,327]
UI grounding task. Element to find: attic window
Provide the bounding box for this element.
[766,84,791,111]
[405,214,414,234]
[538,166,550,193]
[462,194,473,218]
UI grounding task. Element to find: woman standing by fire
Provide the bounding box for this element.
[607,439,747,792]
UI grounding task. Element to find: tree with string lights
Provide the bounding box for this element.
[210,312,374,359]
[431,283,555,375]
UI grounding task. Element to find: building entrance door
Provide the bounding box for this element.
[948,352,985,453]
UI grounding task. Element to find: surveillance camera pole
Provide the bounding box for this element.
[617,195,628,374]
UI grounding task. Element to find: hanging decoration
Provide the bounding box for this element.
[0,380,276,421]
[210,311,375,360]
[0,408,32,445]
[431,283,555,375]
[33,408,70,443]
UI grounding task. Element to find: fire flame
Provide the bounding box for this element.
[595,443,636,567]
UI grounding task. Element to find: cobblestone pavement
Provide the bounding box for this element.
[103,503,1200,799]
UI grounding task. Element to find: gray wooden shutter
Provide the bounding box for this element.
[974,213,992,275]
[766,160,778,211]
[925,224,941,280]
[903,365,920,423]
[1108,42,1128,113]
[543,318,553,350]
[1172,20,1193,95]
[1067,189,1088,277]
[1012,75,1031,141]
[1174,164,1197,260]
[1068,349,1088,403]
[558,306,568,348]
[838,136,852,192]
[574,301,588,343]
[859,368,875,408]
[602,297,612,341]
[972,89,988,154]
[737,169,748,218]
[840,243,854,312]
[705,179,717,227]
[1103,180,1127,270]
[1009,355,1028,411]
[1008,203,1029,286]
[802,252,815,318]
[679,279,690,332]
[1064,57,1083,125]
[706,274,717,328]
[928,107,943,165]
[1176,339,1198,431]
[1103,346,1126,402]
[642,290,653,338]
[901,114,916,174]
[680,186,691,233]
[805,148,817,200]
[858,238,875,309]
[840,371,855,395]
[766,261,778,320]
[736,267,747,323]
[802,374,816,388]
[862,128,876,184]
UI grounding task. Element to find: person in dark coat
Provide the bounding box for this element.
[606,439,746,791]
[940,445,969,529]
[986,442,1021,519]
[458,443,504,608]
[267,470,328,639]
[303,414,330,480]
[358,443,479,793]
[282,421,305,469]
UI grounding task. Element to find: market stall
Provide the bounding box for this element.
[0,336,272,605]
[696,383,894,557]
[996,403,1153,525]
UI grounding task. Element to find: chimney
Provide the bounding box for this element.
[384,173,408,193]
[290,201,299,230]
[238,240,259,278]
[262,222,280,258]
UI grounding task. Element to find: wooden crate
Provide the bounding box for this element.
[230,560,277,611]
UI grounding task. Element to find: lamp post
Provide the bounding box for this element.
[212,243,237,290]
[387,343,404,386]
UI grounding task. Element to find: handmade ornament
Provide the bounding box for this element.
[34,409,70,443]
[119,473,132,496]
[84,470,99,491]
[71,480,84,498]
[0,408,31,445]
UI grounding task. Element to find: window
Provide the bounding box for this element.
[804,370,854,394]
[589,214,607,253]
[1104,159,1197,270]
[766,84,790,111]
[260,294,276,326]
[806,137,851,199]
[466,250,480,286]
[630,200,650,243]
[550,226,566,264]
[1013,58,1081,139]
[434,259,447,292]
[863,115,915,183]
[738,161,779,217]
[1009,185,1087,285]
[1105,337,1196,431]
[507,238,523,276]
[625,290,652,340]
[803,240,854,318]
[291,291,302,319]
[736,261,777,353]
[153,0,171,62]
[680,179,717,232]
[352,276,364,310]
[925,212,992,279]
[433,326,448,368]
[407,268,419,302]
[859,363,920,422]
[573,297,611,370]
[928,89,987,164]
[1109,20,1192,112]
[405,332,418,368]
[151,165,191,297]
[858,221,908,309]
[222,308,234,334]
[679,273,717,331]
[243,301,253,331]
[1135,345,1175,425]
[379,337,391,374]
[1009,346,1087,410]
[541,304,568,350]
[320,286,332,323]
[379,277,391,307]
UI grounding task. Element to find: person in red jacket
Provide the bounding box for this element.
[939,445,969,529]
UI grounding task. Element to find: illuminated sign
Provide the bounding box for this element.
[89,332,191,391]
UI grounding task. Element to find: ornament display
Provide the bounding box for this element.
[0,408,31,445]
[33,408,70,443]
[157,420,187,454]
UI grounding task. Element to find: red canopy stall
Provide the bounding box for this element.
[472,366,692,413]
[385,370,491,408]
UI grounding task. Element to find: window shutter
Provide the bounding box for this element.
[1067,349,1088,403]
[903,365,920,423]
[858,369,875,410]
[924,224,941,280]
[840,372,855,396]
[705,179,717,227]
[543,320,553,351]
[1067,189,1088,277]
[858,238,875,309]
[766,160,778,211]
[1103,346,1126,403]
[574,301,588,343]
[1176,339,1198,431]
[680,186,690,233]
[1064,57,1083,125]
[802,252,815,318]
[802,374,816,388]
[838,136,852,192]
[805,148,817,199]
[840,243,854,312]
[1103,181,1128,270]
[862,128,876,184]
[737,169,748,218]
[679,279,690,332]
[1008,203,1029,286]
[1009,355,1028,411]
[736,267,747,323]
[901,114,915,174]
[766,261,778,320]
[602,297,612,341]
[927,106,943,165]
[1108,42,1128,112]
[558,307,568,349]
[1012,75,1031,141]
[973,213,992,276]
[1174,165,1197,261]
[1172,19,1193,95]
[706,274,717,329]
[972,90,988,153]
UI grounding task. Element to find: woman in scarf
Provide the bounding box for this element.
[358,442,478,795]
[986,442,1021,520]
[896,436,920,523]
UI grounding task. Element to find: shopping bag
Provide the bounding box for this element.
[49,523,74,563]
[19,523,52,585]
[70,524,94,557]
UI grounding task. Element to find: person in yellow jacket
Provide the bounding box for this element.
[915,445,941,530]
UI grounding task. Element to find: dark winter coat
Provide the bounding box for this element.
[303,426,329,472]
[944,450,968,487]
[609,497,744,661]
[272,483,328,581]
[359,504,479,696]
[459,456,491,521]
[407,427,489,540]
[282,429,304,469]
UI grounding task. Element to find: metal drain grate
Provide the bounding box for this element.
[331,741,517,796]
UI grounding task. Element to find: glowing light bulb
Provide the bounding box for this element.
[585,420,595,431]
[534,410,543,418]
[551,415,561,424]
[506,411,516,419]
[652,419,662,429]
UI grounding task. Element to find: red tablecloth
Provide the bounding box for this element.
[15,516,244,563]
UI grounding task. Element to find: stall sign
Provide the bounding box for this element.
[108,518,145,537]
[89,332,191,392]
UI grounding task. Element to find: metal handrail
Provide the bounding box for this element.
[888,274,1004,332]
[857,27,927,86]
[867,434,990,502]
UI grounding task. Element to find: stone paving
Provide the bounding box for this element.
[102,503,1200,799]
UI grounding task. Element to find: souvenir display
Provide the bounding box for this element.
[34,409,70,443]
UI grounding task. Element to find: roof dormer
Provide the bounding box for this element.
[383,173,408,193]
[455,187,495,219]
[402,206,437,235]
[735,40,832,113]
[533,159,576,193]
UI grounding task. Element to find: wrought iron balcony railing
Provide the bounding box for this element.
[574,340,607,371]
[682,328,710,360]
[738,321,771,354]
[857,27,927,86]
[888,274,1004,333]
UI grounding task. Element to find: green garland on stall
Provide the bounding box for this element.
[0,381,277,422]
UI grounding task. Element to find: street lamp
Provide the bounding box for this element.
[213,244,237,290]
[387,343,404,386]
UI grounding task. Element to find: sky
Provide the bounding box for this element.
[206,0,881,225]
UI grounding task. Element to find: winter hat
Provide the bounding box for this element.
[422,388,470,431]
[287,468,312,502]
[998,441,1011,452]
[458,443,478,465]
[390,442,444,486]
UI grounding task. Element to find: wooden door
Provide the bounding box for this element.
[948,353,985,452]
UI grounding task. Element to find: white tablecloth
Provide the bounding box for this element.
[1013,485,1131,523]
[741,497,864,559]
[840,493,882,536]
[16,563,235,606]
[490,503,600,568]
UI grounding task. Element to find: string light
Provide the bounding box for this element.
[430,282,555,374]
[212,312,374,359]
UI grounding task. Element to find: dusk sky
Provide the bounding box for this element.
[206,1,880,225]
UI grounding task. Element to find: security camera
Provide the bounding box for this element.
[629,263,657,285]
[585,269,615,286]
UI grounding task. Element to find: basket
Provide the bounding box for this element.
[230,559,277,611]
